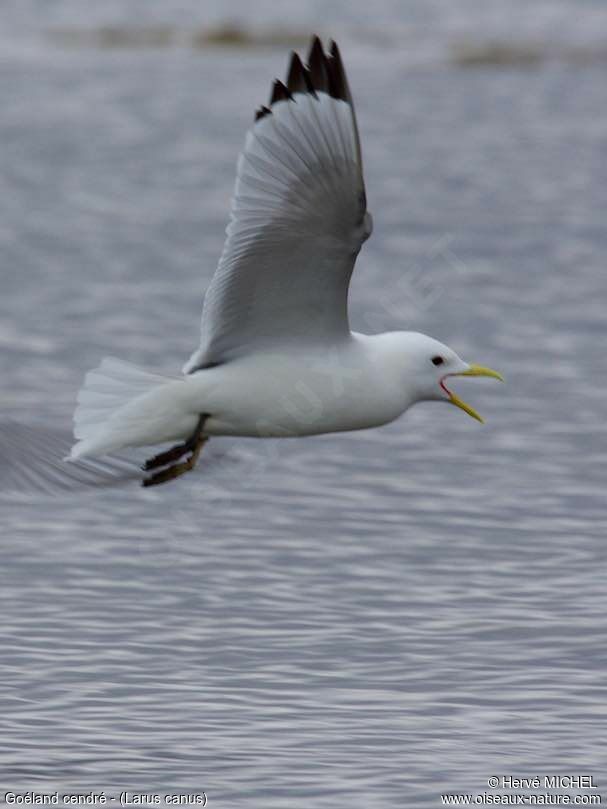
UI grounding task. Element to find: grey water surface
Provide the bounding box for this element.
[1,1,607,805]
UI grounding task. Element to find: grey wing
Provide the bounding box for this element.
[183,37,372,374]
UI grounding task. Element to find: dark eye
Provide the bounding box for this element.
[431,356,444,367]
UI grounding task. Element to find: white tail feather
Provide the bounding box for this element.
[68,358,192,460]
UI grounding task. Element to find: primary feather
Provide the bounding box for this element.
[183,37,372,373]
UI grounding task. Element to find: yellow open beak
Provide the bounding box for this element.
[443,364,504,423]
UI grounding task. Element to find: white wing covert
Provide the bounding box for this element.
[183,37,372,374]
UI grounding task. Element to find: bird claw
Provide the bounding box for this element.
[141,414,209,487]
[142,442,190,470]
[142,457,195,487]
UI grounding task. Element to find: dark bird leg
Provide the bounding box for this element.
[143,413,209,470]
[143,440,192,471]
[142,414,209,488]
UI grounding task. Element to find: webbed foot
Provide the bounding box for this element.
[142,414,209,487]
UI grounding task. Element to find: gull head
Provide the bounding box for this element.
[401,333,503,423]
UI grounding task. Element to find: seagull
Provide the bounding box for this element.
[68,36,503,487]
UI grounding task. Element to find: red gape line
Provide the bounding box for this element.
[439,376,452,398]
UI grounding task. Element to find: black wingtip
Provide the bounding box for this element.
[307,34,323,61]
[307,36,330,94]
[255,105,272,122]
[254,36,350,122]
[326,40,349,102]
[270,79,292,105]
[286,51,307,94]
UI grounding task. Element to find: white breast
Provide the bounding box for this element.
[182,333,414,439]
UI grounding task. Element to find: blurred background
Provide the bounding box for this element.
[1,1,606,805]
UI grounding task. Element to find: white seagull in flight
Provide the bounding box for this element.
[68,37,502,487]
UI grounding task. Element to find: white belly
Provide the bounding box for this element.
[183,338,412,439]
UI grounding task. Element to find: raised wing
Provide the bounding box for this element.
[183,37,372,374]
